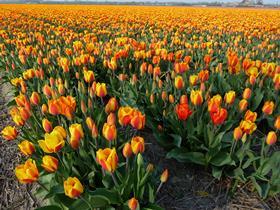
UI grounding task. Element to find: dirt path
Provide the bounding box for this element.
[0,83,36,210]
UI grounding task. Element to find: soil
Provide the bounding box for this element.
[0,83,279,210]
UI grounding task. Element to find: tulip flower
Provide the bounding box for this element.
[30,92,40,105]
[123,143,132,158]
[262,101,275,115]
[190,90,203,106]
[96,148,118,173]
[189,74,198,86]
[131,136,145,154]
[105,97,118,114]
[41,155,59,173]
[266,131,277,145]
[275,116,280,130]
[43,84,52,98]
[102,122,117,141]
[174,75,184,90]
[15,159,39,184]
[118,106,134,126]
[239,99,248,112]
[210,108,228,125]
[83,70,95,83]
[198,70,209,82]
[244,110,257,122]
[95,82,107,98]
[128,198,139,210]
[175,103,192,121]
[208,94,222,113]
[160,169,169,183]
[42,118,53,133]
[239,120,257,134]
[180,95,188,104]
[130,111,145,130]
[18,140,35,156]
[233,127,243,141]
[224,91,236,105]
[69,124,84,149]
[38,128,66,153]
[242,88,251,99]
[64,177,84,198]
[1,126,18,141]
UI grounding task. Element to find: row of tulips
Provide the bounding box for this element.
[0,5,279,209]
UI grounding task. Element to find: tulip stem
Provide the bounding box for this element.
[111,173,118,186]
[156,182,163,194]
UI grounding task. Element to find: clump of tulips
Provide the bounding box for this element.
[0,5,279,206]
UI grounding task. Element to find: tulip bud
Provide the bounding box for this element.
[242,88,251,99]
[239,99,248,112]
[150,94,155,104]
[128,198,139,210]
[107,113,116,125]
[131,136,145,154]
[262,101,275,115]
[174,75,184,90]
[91,123,99,138]
[30,92,40,105]
[41,104,48,115]
[266,131,277,145]
[122,143,132,158]
[233,127,243,141]
[102,123,117,141]
[41,155,59,173]
[180,95,188,104]
[146,163,154,173]
[274,116,280,130]
[42,118,53,133]
[160,169,169,183]
[168,94,175,104]
[86,117,94,130]
[224,91,236,105]
[190,90,203,106]
[43,84,52,98]
[81,100,87,115]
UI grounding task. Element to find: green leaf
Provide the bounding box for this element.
[212,166,223,180]
[89,188,121,204]
[170,134,182,147]
[167,148,206,165]
[251,89,263,111]
[210,152,234,167]
[35,205,62,210]
[44,185,64,199]
[88,195,110,207]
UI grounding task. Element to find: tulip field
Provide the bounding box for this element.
[0,4,279,210]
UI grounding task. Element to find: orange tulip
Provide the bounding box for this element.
[95,82,107,98]
[224,91,236,105]
[190,90,203,106]
[1,126,18,141]
[160,169,169,183]
[123,143,132,158]
[30,92,40,105]
[131,136,145,154]
[208,94,222,113]
[210,108,228,125]
[96,148,118,172]
[130,111,145,130]
[233,127,243,141]
[174,75,184,90]
[15,159,39,184]
[244,110,257,122]
[42,118,53,133]
[262,101,275,115]
[83,70,95,83]
[64,177,84,198]
[128,198,139,210]
[266,131,277,145]
[239,120,257,134]
[105,97,118,114]
[102,122,117,141]
[198,70,209,82]
[239,99,248,112]
[18,140,35,156]
[274,116,280,130]
[242,88,251,99]
[41,155,59,173]
[175,103,192,121]
[118,106,134,126]
[69,124,84,149]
